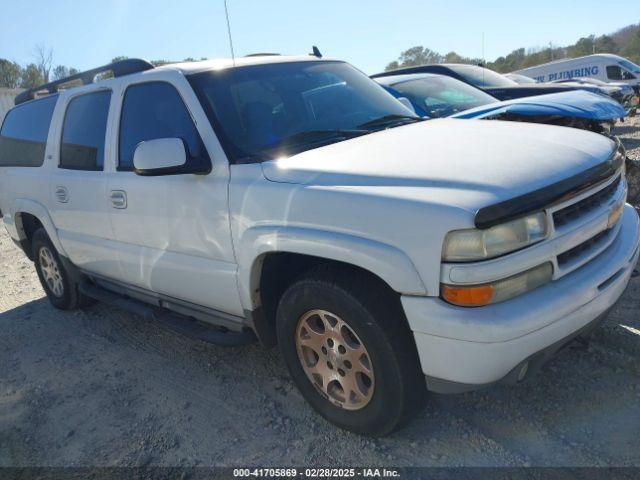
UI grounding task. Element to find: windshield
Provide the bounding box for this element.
[619,59,640,75]
[389,76,496,117]
[447,65,517,88]
[188,61,417,162]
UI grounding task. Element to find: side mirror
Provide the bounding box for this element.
[397,97,416,115]
[133,138,209,176]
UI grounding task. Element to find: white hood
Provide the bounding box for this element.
[261,119,616,209]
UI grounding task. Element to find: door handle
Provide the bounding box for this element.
[55,186,69,203]
[110,190,127,209]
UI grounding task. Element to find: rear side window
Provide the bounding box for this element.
[118,82,209,171]
[606,65,622,80]
[0,95,57,167]
[60,91,112,170]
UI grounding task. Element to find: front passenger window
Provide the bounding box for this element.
[622,70,636,80]
[118,82,209,171]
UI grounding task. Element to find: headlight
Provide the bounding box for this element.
[442,212,548,262]
[441,262,553,307]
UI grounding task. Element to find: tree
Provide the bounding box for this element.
[385,46,443,71]
[594,35,618,54]
[384,61,399,71]
[569,35,596,57]
[52,65,79,80]
[34,44,53,83]
[0,59,22,88]
[20,63,44,88]
[621,30,640,64]
[444,51,464,63]
[52,65,69,80]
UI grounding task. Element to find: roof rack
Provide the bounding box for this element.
[244,53,281,57]
[14,58,155,106]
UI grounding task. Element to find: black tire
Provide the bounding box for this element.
[32,228,91,310]
[276,264,426,436]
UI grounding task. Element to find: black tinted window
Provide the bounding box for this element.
[0,95,57,167]
[606,66,623,80]
[118,82,208,171]
[447,65,517,88]
[60,91,111,170]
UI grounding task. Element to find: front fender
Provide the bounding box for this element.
[237,225,427,310]
[10,198,66,256]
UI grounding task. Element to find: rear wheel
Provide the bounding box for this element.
[32,228,90,310]
[276,265,426,436]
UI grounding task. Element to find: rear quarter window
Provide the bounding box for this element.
[0,95,58,167]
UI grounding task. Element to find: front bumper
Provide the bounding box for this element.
[402,205,640,393]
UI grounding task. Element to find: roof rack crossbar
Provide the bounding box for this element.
[14,58,155,106]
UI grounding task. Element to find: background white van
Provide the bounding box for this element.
[514,54,640,92]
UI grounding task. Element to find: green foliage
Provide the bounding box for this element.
[0,59,22,88]
[1,55,77,89]
[622,30,640,64]
[385,23,640,74]
[385,46,444,71]
[384,46,484,71]
[20,64,44,88]
[595,35,618,54]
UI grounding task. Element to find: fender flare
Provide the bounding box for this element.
[11,199,66,256]
[237,225,427,310]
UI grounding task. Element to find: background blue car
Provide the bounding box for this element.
[376,73,626,135]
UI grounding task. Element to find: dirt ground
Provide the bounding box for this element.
[1,119,639,468]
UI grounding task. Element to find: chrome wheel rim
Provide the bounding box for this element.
[39,246,64,297]
[295,309,375,411]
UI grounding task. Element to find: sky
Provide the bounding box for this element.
[0,0,637,75]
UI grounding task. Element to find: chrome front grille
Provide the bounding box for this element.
[553,176,621,229]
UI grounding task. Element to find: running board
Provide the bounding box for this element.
[78,282,256,347]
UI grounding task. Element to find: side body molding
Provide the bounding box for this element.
[10,198,67,256]
[237,225,427,310]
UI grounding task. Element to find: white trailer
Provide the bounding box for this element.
[514,54,640,92]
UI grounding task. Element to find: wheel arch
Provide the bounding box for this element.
[13,199,66,258]
[237,226,426,345]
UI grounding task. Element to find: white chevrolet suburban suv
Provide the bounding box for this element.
[1,56,638,436]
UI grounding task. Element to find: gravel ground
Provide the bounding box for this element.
[0,119,639,468]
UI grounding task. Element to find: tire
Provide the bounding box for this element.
[32,228,91,310]
[276,265,426,436]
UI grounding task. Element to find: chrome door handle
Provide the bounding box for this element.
[55,186,69,203]
[110,190,127,209]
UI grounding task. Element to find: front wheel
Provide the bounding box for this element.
[32,228,90,310]
[276,265,426,436]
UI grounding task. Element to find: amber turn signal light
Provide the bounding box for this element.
[441,284,494,307]
[441,263,553,307]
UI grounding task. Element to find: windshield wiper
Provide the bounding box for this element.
[358,114,424,130]
[278,129,369,144]
[266,129,370,156]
